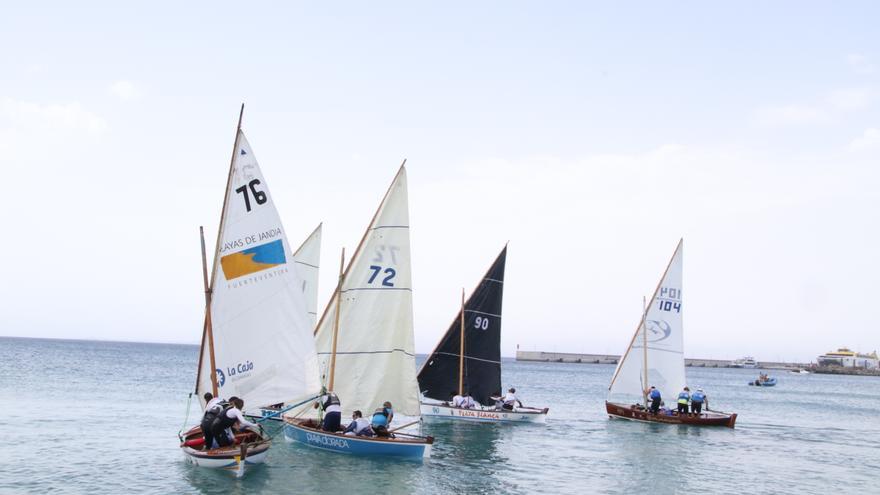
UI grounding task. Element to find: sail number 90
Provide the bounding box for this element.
[235,179,267,212]
[474,316,490,330]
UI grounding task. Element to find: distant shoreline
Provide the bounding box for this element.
[516,350,880,376]
[0,335,199,347]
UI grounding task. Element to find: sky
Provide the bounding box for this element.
[1,2,878,363]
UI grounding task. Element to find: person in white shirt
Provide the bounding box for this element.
[343,410,374,437]
[460,393,476,409]
[450,390,464,408]
[209,397,259,448]
[502,387,523,411]
[314,391,342,431]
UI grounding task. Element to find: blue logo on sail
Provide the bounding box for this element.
[220,239,287,280]
[645,320,671,343]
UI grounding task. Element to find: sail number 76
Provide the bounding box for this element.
[235,179,267,212]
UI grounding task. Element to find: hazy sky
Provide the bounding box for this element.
[2,2,878,363]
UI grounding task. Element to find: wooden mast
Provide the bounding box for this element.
[328,248,345,391]
[199,226,218,396]
[642,295,648,408]
[200,104,245,398]
[458,288,465,396]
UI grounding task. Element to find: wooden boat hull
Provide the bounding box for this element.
[605,401,737,428]
[420,402,549,423]
[283,418,432,459]
[179,426,270,476]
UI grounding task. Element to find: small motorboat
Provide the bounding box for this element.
[749,377,777,386]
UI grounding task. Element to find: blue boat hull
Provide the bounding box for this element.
[750,378,777,386]
[283,419,432,460]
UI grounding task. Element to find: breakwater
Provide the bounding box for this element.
[515,350,809,370]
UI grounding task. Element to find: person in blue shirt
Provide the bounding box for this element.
[647,386,662,414]
[371,401,394,437]
[691,388,707,415]
[676,387,691,415]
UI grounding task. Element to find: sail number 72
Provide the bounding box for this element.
[368,265,396,287]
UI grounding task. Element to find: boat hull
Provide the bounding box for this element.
[605,401,737,428]
[420,403,548,423]
[749,378,777,386]
[283,418,432,459]
[179,426,270,476]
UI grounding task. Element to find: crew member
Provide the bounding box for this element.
[461,391,476,409]
[371,401,394,437]
[314,391,342,432]
[343,410,374,437]
[209,397,258,448]
[691,388,706,415]
[677,387,691,415]
[200,393,226,451]
[450,390,464,408]
[648,386,662,414]
[502,388,522,410]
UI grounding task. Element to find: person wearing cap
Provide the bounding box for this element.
[676,387,691,415]
[691,388,707,415]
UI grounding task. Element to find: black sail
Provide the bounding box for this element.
[418,246,506,406]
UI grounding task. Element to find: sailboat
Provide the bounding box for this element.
[605,239,737,428]
[282,163,434,459]
[179,107,323,474]
[250,223,322,422]
[417,246,549,423]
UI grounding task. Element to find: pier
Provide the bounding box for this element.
[515,350,809,370]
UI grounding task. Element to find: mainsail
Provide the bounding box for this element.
[293,223,322,327]
[313,164,421,417]
[417,246,506,406]
[608,240,686,402]
[196,130,322,410]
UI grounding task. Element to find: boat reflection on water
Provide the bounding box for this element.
[423,420,506,467]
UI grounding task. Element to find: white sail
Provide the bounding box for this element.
[196,130,322,410]
[293,223,322,327]
[608,240,686,402]
[312,165,421,418]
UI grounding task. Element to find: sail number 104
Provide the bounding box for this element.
[656,287,681,313]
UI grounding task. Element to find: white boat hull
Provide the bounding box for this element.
[420,403,548,423]
[179,426,270,477]
[181,445,269,473]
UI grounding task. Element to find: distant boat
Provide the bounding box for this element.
[817,348,879,369]
[605,240,738,428]
[282,164,434,459]
[789,368,810,375]
[417,246,549,423]
[731,356,758,369]
[179,107,322,476]
[749,376,777,386]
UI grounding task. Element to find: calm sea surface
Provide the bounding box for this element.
[1,337,878,494]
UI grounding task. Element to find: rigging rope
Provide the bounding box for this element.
[178,392,194,440]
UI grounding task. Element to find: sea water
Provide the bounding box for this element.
[1,337,878,494]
